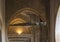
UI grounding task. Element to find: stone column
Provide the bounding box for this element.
[0,0,6,42]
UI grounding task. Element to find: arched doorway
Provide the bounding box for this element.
[6,8,46,42]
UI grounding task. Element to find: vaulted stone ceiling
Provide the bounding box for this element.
[5,0,49,23]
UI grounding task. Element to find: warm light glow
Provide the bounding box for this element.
[15,28,23,35]
[10,18,25,24]
[17,30,22,35]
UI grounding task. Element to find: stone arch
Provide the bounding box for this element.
[8,8,44,25]
[7,8,42,42]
